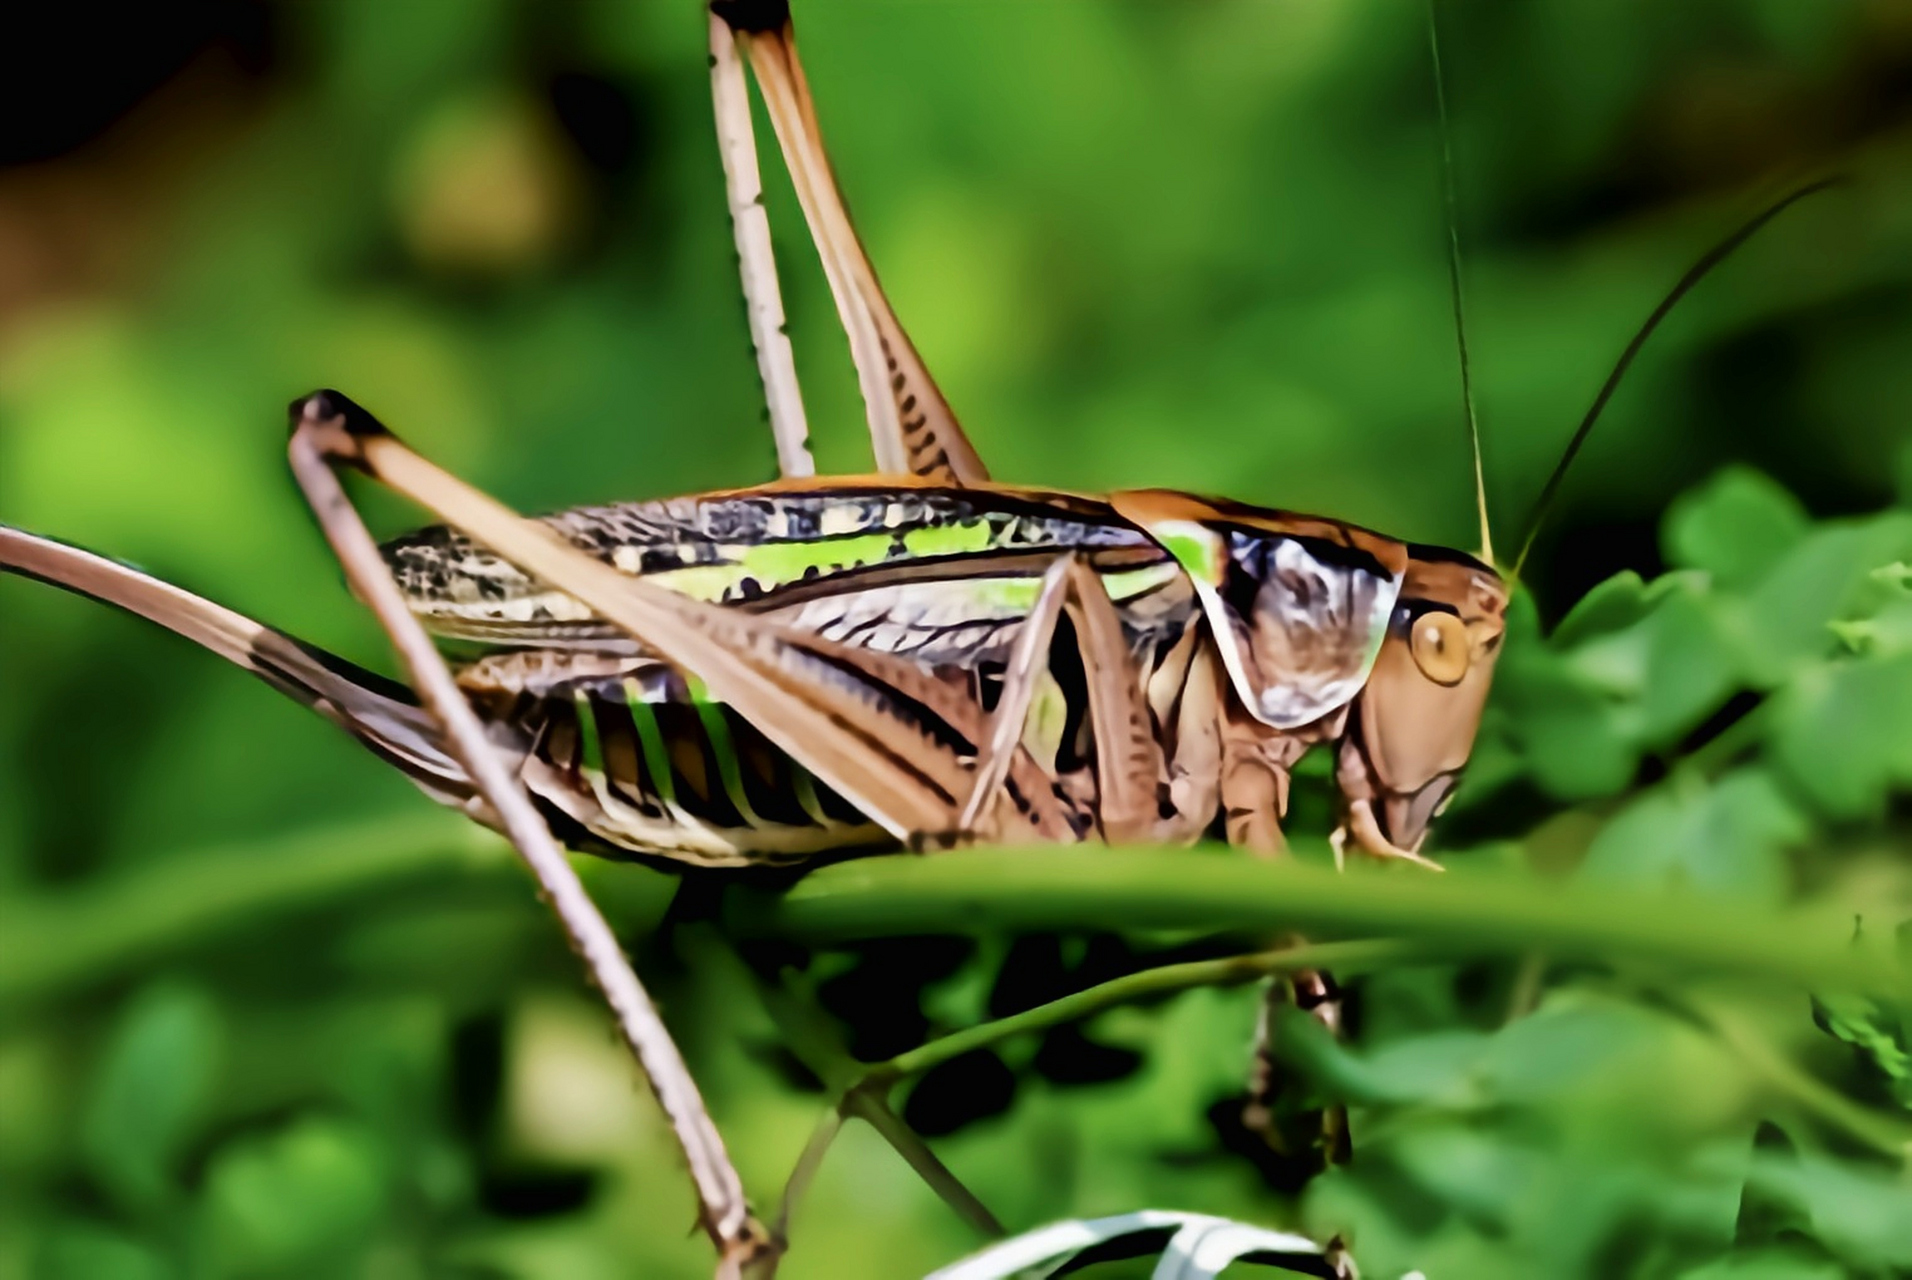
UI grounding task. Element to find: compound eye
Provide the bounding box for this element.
[1409,610,1470,686]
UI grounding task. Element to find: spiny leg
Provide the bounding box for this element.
[286,401,766,1272]
[290,391,1078,853]
[958,554,1076,833]
[712,0,990,484]
[960,554,1167,843]
[1217,733,1352,1170]
[0,525,467,804]
[709,9,813,479]
[1057,556,1168,843]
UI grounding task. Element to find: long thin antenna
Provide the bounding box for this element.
[1510,177,1841,579]
[1427,0,1492,566]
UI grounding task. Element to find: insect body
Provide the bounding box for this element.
[404,479,1187,864]
[369,471,1504,866]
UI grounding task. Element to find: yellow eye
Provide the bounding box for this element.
[1409,611,1470,686]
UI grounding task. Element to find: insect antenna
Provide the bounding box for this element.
[1510,176,1843,579]
[1427,0,1492,566]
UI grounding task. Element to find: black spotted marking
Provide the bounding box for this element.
[383,484,1162,635]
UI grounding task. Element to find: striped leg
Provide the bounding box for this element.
[286,399,768,1275]
[1219,729,1352,1171]
[709,8,813,480]
[712,0,990,484]
[959,554,1168,844]
[0,525,466,805]
[957,555,1077,833]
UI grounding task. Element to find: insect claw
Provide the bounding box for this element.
[711,0,790,35]
[713,1218,778,1279]
[288,388,388,439]
[906,829,968,854]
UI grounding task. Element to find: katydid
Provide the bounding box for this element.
[0,0,1832,1266]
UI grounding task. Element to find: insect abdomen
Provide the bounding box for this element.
[465,654,886,866]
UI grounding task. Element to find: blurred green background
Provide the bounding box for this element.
[3,2,1912,1277]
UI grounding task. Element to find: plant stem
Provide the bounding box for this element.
[764,940,1405,1248]
[845,1085,1004,1237]
[1689,997,1912,1160]
[771,1105,843,1248]
[743,849,1905,996]
[0,812,502,1008]
[743,957,1005,1240]
[872,939,1406,1086]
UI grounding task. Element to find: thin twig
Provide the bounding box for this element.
[746,959,1005,1238]
[872,940,1406,1086]
[771,1105,844,1250]
[764,939,1408,1249]
[845,1084,1005,1237]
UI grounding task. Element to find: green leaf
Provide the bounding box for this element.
[1478,996,1673,1102]
[195,1115,391,1278]
[1677,1251,1845,1280]
[1274,1003,1489,1107]
[1638,586,1740,747]
[1829,598,1912,658]
[1662,466,1809,591]
[1578,768,1803,904]
[1812,990,1912,1109]
[1737,515,1912,684]
[1768,651,1912,819]
[79,982,223,1215]
[1552,570,1651,649]
[1498,652,1640,800]
[1747,1153,1912,1268]
[36,1222,175,1280]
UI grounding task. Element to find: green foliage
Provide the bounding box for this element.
[80,982,223,1217]
[4,3,1912,1279]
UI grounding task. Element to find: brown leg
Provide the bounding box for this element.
[713,1,990,484]
[958,554,1076,832]
[1154,635,1223,844]
[956,554,1171,842]
[1058,558,1170,842]
[1217,718,1352,1170]
[285,400,768,1272]
[709,9,813,479]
